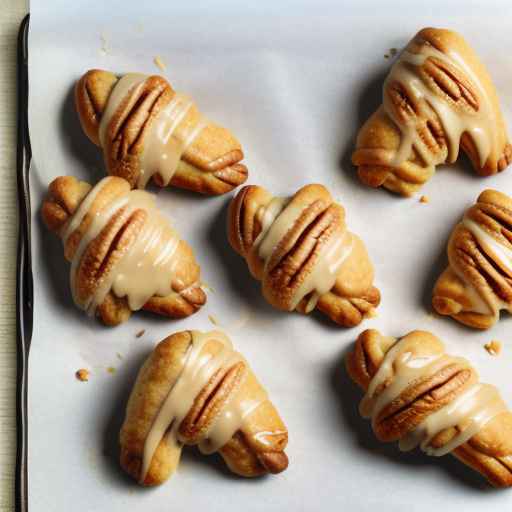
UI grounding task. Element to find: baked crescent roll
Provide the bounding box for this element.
[228,184,380,326]
[346,329,512,487]
[433,189,512,329]
[75,69,248,195]
[120,330,288,485]
[352,27,511,196]
[41,175,206,325]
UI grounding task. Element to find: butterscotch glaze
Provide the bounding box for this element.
[252,196,353,312]
[140,331,268,481]
[99,73,208,189]
[360,336,506,457]
[98,73,147,148]
[62,177,181,315]
[444,215,512,317]
[383,44,497,170]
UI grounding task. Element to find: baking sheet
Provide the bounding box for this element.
[27,1,512,510]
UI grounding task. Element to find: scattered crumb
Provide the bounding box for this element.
[201,282,215,294]
[208,314,220,326]
[384,48,398,60]
[107,367,116,375]
[484,340,502,356]
[153,55,166,72]
[99,33,111,57]
[419,195,429,204]
[425,311,437,321]
[136,329,145,338]
[75,369,90,382]
[366,308,378,319]
[116,353,123,360]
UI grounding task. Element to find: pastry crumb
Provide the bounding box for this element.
[208,314,220,326]
[384,48,398,59]
[366,308,378,318]
[99,33,111,56]
[116,353,123,360]
[75,369,90,382]
[135,329,145,338]
[153,55,166,72]
[419,195,429,204]
[484,340,502,356]
[107,366,116,375]
[201,282,215,293]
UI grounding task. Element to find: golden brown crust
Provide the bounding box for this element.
[41,175,206,325]
[345,329,512,488]
[352,28,511,196]
[75,69,248,195]
[227,184,380,327]
[432,189,512,329]
[120,331,288,485]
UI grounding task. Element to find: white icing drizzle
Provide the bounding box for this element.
[446,215,512,317]
[463,217,512,278]
[138,92,209,189]
[63,177,181,314]
[140,330,268,482]
[383,43,496,169]
[360,336,506,457]
[252,196,353,312]
[99,72,208,189]
[98,73,147,148]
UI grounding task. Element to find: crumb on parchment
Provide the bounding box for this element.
[420,195,429,204]
[208,314,220,326]
[99,33,111,57]
[154,55,166,72]
[201,282,215,294]
[384,48,399,60]
[107,367,116,375]
[76,369,90,382]
[366,308,377,319]
[136,329,145,338]
[484,340,502,356]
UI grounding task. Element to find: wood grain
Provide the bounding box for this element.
[0,3,29,512]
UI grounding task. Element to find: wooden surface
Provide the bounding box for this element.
[0,3,29,511]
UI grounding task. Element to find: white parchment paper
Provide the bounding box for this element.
[28,1,512,510]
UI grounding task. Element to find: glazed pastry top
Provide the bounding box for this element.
[352,28,512,196]
[76,69,247,195]
[98,73,209,189]
[360,332,506,457]
[384,41,497,171]
[252,194,354,313]
[140,330,273,481]
[433,189,512,328]
[61,177,183,314]
[228,184,380,326]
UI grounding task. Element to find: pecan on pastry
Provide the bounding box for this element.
[346,329,512,488]
[120,330,289,485]
[75,69,248,195]
[228,184,380,327]
[41,176,205,326]
[352,27,511,196]
[433,189,512,329]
